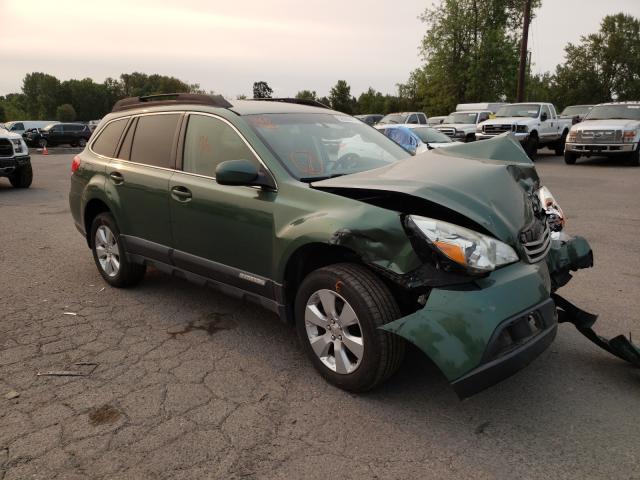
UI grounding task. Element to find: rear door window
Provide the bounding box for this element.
[182,114,259,177]
[418,114,427,124]
[91,118,128,158]
[129,114,181,168]
[407,114,419,124]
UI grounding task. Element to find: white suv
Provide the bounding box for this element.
[564,102,640,166]
[0,129,32,188]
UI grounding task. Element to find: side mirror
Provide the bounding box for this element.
[541,111,548,122]
[215,159,275,190]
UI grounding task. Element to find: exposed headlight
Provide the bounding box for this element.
[10,138,23,154]
[567,130,578,142]
[476,125,483,133]
[623,130,637,143]
[515,125,528,133]
[407,215,519,273]
[537,186,565,232]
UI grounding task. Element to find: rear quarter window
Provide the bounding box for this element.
[91,118,128,158]
[129,114,181,168]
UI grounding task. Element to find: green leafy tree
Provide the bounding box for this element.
[414,0,540,116]
[552,13,640,106]
[22,72,62,119]
[329,80,354,114]
[355,87,386,114]
[295,90,317,101]
[56,104,77,121]
[252,81,273,99]
[236,94,248,100]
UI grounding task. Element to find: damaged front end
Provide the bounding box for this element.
[313,134,638,398]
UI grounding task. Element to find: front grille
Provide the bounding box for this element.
[437,127,456,137]
[483,124,513,135]
[0,139,13,157]
[520,221,551,263]
[577,129,622,143]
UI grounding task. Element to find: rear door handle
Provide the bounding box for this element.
[109,171,124,185]
[171,186,192,202]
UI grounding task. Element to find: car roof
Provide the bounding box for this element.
[229,99,341,115]
[596,101,640,106]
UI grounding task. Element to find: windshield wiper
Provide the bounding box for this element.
[300,173,347,183]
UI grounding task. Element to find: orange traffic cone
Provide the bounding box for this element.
[43,146,49,156]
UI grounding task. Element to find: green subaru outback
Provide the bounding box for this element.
[69,94,593,398]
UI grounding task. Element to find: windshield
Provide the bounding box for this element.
[245,113,410,181]
[377,114,407,125]
[585,104,640,121]
[41,123,57,131]
[496,104,540,118]
[560,105,592,117]
[443,112,478,124]
[410,127,452,144]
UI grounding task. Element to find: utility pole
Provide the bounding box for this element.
[516,0,532,102]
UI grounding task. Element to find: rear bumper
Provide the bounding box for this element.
[566,142,637,155]
[0,155,30,176]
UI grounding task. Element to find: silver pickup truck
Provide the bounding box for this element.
[476,103,572,160]
[564,102,640,166]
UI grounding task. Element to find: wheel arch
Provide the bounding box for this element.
[281,242,361,323]
[83,198,111,248]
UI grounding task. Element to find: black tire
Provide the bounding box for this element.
[38,138,47,148]
[8,163,33,188]
[524,134,538,161]
[628,146,640,167]
[70,141,78,148]
[465,134,475,143]
[78,138,87,148]
[554,131,568,156]
[564,151,577,165]
[295,263,405,392]
[90,212,146,288]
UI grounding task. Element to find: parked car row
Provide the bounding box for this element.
[2,119,97,148]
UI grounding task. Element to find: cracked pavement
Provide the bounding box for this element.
[1,152,639,479]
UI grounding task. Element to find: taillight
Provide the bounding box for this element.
[71,155,81,173]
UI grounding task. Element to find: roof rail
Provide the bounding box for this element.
[111,93,232,112]
[247,98,331,110]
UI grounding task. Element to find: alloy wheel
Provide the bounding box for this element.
[304,289,364,374]
[95,225,120,277]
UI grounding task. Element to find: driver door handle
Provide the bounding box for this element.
[171,185,192,202]
[109,171,124,185]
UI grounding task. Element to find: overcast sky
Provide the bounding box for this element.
[1,0,639,98]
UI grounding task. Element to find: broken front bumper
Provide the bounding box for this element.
[381,234,593,398]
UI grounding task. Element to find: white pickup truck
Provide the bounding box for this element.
[475,103,572,159]
[564,102,640,166]
[435,110,493,142]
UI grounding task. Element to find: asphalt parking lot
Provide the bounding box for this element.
[1,150,639,480]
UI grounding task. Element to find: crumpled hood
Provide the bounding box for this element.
[313,134,540,244]
[574,119,640,129]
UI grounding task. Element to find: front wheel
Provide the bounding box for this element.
[295,263,405,392]
[9,163,33,188]
[628,146,640,166]
[564,151,577,165]
[38,138,47,148]
[90,213,146,288]
[78,138,87,148]
[524,134,538,161]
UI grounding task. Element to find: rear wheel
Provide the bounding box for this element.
[564,151,577,165]
[554,131,567,156]
[38,138,47,148]
[8,163,33,188]
[90,213,146,288]
[465,133,475,143]
[524,134,538,161]
[295,263,405,392]
[78,138,87,148]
